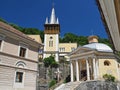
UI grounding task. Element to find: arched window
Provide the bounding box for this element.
[14,61,26,85]
[104,60,111,66]
[49,36,53,47]
[49,41,53,47]
[16,61,26,68]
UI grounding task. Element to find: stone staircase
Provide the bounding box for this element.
[54,81,81,90]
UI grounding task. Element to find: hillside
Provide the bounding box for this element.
[0,17,111,47]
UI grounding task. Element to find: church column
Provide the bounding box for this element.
[115,61,120,80]
[76,60,79,81]
[93,58,97,79]
[96,59,99,79]
[79,61,82,80]
[70,61,74,82]
[86,59,90,80]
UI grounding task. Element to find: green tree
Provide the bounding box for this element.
[43,56,55,68]
[60,33,88,45]
[61,33,78,43]
[0,17,8,24]
[9,23,44,42]
[43,56,59,80]
[51,62,59,68]
[23,28,40,34]
[60,33,112,47]
[77,36,88,45]
[9,23,23,31]
[49,79,56,88]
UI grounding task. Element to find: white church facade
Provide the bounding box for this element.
[70,35,120,82]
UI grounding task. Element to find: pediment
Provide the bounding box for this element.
[70,46,95,55]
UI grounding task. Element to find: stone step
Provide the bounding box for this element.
[54,81,81,90]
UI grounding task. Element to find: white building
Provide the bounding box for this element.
[0,21,42,90]
[43,7,77,62]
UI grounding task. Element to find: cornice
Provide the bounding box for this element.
[0,51,38,63]
[70,51,96,59]
[70,50,115,60]
[44,51,59,53]
[0,63,38,72]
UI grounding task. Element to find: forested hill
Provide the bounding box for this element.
[0,18,44,41]
[0,17,111,47]
[60,33,111,47]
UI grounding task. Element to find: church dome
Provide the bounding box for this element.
[83,43,113,52]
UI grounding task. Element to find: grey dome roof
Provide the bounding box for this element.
[83,43,113,52]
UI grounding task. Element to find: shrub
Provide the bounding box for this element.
[49,79,56,88]
[103,74,115,82]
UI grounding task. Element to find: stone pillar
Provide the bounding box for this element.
[96,59,99,79]
[70,62,74,82]
[86,59,90,80]
[115,61,120,80]
[79,61,82,80]
[93,58,97,79]
[76,60,79,81]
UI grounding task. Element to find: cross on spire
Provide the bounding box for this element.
[52,1,55,8]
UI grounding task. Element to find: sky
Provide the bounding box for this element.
[0,0,108,38]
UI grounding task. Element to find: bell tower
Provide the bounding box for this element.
[43,7,60,62]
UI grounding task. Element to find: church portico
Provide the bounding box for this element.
[70,55,99,82]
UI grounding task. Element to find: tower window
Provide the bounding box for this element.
[15,72,23,83]
[104,60,111,66]
[49,41,53,47]
[49,37,53,47]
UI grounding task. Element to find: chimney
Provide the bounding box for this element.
[88,35,98,43]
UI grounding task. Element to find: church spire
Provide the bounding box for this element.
[45,17,48,24]
[45,3,59,24]
[56,18,59,24]
[50,7,56,24]
[44,3,60,34]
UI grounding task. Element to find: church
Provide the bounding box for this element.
[43,7,77,62]
[70,35,120,82]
